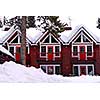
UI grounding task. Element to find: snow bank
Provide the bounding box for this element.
[0,61,100,83]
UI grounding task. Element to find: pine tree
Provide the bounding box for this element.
[97,18,100,29]
[36,16,69,34]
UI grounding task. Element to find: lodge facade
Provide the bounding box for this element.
[1,24,100,76]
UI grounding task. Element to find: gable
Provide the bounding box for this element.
[68,26,97,44]
[73,30,91,43]
[42,34,60,44]
[2,27,32,45]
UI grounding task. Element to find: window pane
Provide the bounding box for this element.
[41,46,46,56]
[55,66,61,75]
[12,36,18,43]
[73,66,79,76]
[80,47,85,53]
[41,66,46,73]
[75,35,81,42]
[51,35,58,43]
[55,46,60,56]
[87,46,92,56]
[88,66,93,75]
[16,47,21,53]
[83,35,89,42]
[73,46,78,56]
[48,48,53,53]
[44,36,49,43]
[9,47,14,55]
[48,66,54,74]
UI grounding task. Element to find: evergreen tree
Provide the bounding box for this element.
[36,16,68,34]
[0,20,3,28]
[97,18,100,29]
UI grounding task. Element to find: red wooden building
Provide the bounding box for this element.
[1,24,100,76]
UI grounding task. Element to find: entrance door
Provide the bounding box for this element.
[48,46,53,60]
[79,46,86,60]
[16,46,21,62]
[80,66,86,75]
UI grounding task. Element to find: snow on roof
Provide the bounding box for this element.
[59,24,100,43]
[0,45,14,58]
[26,28,43,43]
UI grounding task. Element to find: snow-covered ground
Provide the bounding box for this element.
[0,61,100,83]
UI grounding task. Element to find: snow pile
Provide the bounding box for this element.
[0,61,100,83]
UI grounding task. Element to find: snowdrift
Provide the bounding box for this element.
[0,61,100,83]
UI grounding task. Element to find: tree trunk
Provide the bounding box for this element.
[21,16,26,65]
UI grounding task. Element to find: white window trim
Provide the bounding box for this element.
[40,64,60,74]
[72,43,93,60]
[73,64,94,76]
[41,33,60,44]
[72,32,91,44]
[9,34,20,44]
[40,45,61,59]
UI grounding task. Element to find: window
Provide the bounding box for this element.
[55,66,61,75]
[43,36,49,43]
[75,35,81,42]
[9,47,14,55]
[48,66,54,74]
[11,36,18,43]
[83,35,89,42]
[73,66,79,76]
[41,66,46,73]
[88,66,93,75]
[55,46,60,56]
[51,35,58,43]
[73,46,78,56]
[80,46,85,53]
[87,46,92,56]
[16,47,21,53]
[41,46,46,56]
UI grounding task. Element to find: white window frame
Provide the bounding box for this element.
[73,64,94,76]
[40,64,60,74]
[42,33,60,44]
[72,44,93,59]
[9,34,21,44]
[73,31,91,44]
[40,45,61,59]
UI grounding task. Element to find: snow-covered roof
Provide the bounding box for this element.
[26,28,43,43]
[0,45,14,58]
[59,24,100,44]
[0,25,43,44]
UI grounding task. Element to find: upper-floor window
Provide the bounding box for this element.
[9,47,14,55]
[55,46,60,56]
[41,46,46,56]
[73,46,78,56]
[87,46,92,56]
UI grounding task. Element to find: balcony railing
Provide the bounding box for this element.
[37,52,62,62]
[72,52,94,57]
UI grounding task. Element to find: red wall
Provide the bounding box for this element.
[94,45,100,75]
[61,45,72,76]
[30,46,39,68]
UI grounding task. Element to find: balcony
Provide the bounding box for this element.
[72,52,95,63]
[37,52,62,64]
